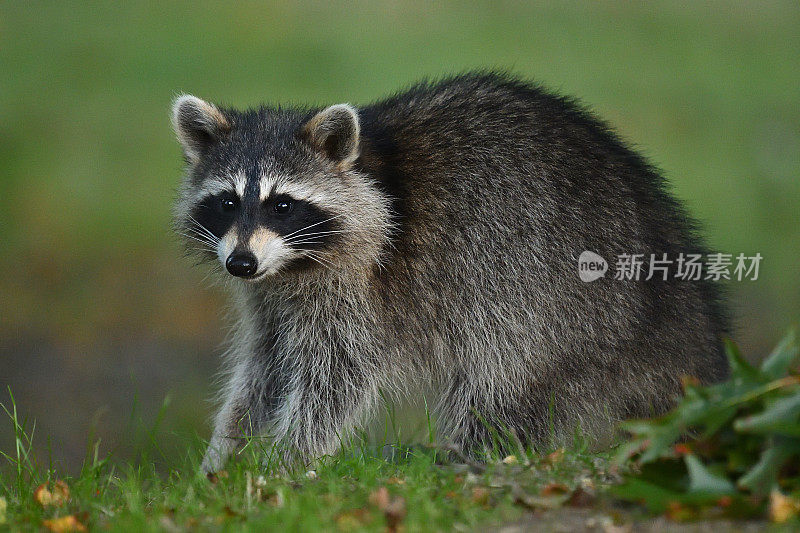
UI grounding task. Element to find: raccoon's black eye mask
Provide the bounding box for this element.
[256,196,337,245]
[190,190,338,248]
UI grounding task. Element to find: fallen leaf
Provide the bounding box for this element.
[770,489,800,523]
[384,499,406,532]
[540,483,569,496]
[34,481,70,507]
[681,375,701,389]
[42,515,87,532]
[664,501,694,522]
[546,448,565,464]
[513,492,566,510]
[387,476,405,485]
[370,486,390,509]
[335,508,371,530]
[672,443,691,455]
[502,455,518,465]
[369,487,406,532]
[0,496,6,525]
[567,487,596,507]
[269,488,285,507]
[471,487,490,505]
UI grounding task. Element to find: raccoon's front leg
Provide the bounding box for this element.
[201,357,284,474]
[272,359,380,466]
[202,397,247,475]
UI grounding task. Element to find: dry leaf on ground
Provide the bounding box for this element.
[540,483,569,497]
[770,489,800,523]
[42,515,87,532]
[34,480,70,507]
[369,486,406,532]
[545,448,565,464]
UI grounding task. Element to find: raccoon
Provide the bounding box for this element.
[171,72,729,473]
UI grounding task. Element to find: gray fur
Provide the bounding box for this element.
[171,73,729,473]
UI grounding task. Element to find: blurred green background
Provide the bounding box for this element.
[1,1,798,471]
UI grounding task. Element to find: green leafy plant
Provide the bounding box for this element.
[614,331,800,521]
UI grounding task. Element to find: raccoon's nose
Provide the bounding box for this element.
[226,251,258,278]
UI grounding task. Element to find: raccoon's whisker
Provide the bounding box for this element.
[179,232,218,249]
[187,215,220,243]
[188,246,216,254]
[189,227,219,247]
[188,233,218,250]
[286,229,349,238]
[295,249,334,269]
[187,219,216,239]
[187,213,213,232]
[190,229,220,248]
[179,230,212,243]
[182,231,217,248]
[286,239,323,246]
[309,254,335,270]
[188,222,217,239]
[283,230,352,244]
[282,214,345,240]
[186,228,218,245]
[302,254,331,270]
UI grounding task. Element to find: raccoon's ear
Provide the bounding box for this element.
[301,104,360,167]
[171,95,230,165]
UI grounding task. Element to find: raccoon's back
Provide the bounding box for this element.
[357,72,728,381]
[358,72,702,272]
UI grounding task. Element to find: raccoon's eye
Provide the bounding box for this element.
[273,197,294,215]
[219,196,237,214]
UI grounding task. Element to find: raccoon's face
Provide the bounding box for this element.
[172,96,390,282]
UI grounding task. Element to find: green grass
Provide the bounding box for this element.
[5,332,800,529]
[0,391,618,531]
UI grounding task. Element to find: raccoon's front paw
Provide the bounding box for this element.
[200,448,227,477]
